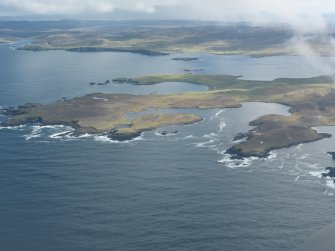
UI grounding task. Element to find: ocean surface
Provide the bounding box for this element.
[1,42,335,251]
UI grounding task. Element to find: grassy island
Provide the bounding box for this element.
[3,74,335,157]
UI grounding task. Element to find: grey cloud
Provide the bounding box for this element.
[0,0,334,33]
[1,0,335,71]
[0,0,178,15]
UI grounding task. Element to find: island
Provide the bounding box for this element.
[2,74,335,158]
[3,20,335,57]
[171,57,199,61]
[16,23,293,57]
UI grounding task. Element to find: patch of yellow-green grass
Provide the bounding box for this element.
[0,37,16,44]
[136,74,335,93]
[117,113,202,135]
[2,92,240,131]
[136,74,268,90]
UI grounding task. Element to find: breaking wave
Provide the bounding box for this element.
[19,124,145,144]
[218,153,259,168]
[94,134,144,144]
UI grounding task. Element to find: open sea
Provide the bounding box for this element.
[1,42,335,251]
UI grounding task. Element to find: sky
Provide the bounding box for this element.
[0,0,335,37]
[0,0,335,31]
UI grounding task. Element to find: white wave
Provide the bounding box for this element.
[92,96,108,101]
[49,129,74,139]
[218,153,259,168]
[25,125,69,140]
[203,133,218,139]
[94,134,143,144]
[24,134,41,140]
[219,121,226,133]
[42,125,69,129]
[302,162,321,169]
[0,125,25,130]
[298,154,310,160]
[324,190,334,196]
[194,139,216,148]
[93,135,116,143]
[215,109,225,118]
[20,125,74,140]
[267,151,277,159]
[210,109,225,122]
[193,133,219,147]
[77,133,92,138]
[325,179,335,189]
[183,135,195,139]
[309,170,324,178]
[295,144,304,150]
[23,125,43,140]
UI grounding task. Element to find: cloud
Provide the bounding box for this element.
[0,0,115,15]
[0,0,334,35]
[1,1,334,41]
[0,0,332,20]
[171,0,335,32]
[0,0,179,16]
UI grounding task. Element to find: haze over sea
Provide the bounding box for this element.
[2,42,335,250]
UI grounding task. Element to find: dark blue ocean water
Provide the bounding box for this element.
[1,42,335,251]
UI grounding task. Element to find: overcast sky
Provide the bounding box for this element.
[0,0,335,31]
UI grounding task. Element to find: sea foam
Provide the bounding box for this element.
[218,153,259,168]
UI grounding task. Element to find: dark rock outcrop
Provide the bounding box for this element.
[327,152,335,160]
[171,57,198,61]
[0,116,43,127]
[232,133,249,142]
[322,167,335,179]
[160,130,178,136]
[108,129,141,141]
[112,78,139,84]
[225,146,269,159]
